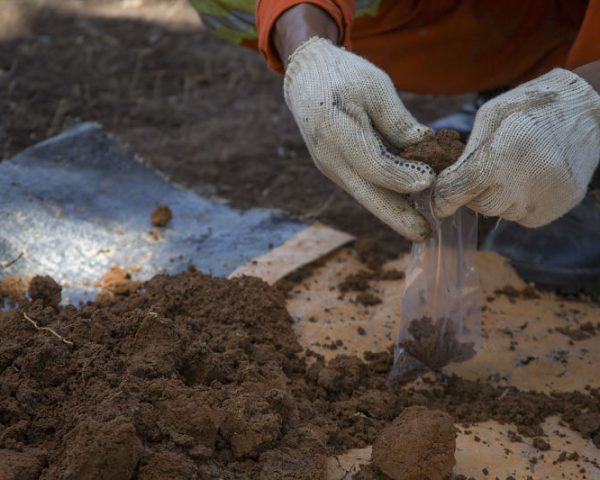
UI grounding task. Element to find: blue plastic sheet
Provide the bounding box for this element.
[0,123,305,305]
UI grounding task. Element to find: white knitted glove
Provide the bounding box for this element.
[433,68,600,227]
[284,38,435,242]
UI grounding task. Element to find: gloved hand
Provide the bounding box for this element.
[284,37,435,242]
[433,68,600,227]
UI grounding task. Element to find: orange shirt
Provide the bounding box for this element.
[256,0,600,94]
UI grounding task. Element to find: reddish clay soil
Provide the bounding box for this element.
[1,271,599,479]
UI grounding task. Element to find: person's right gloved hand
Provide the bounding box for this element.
[283,37,436,242]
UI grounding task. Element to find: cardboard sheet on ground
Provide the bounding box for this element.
[236,228,600,479]
[0,123,314,305]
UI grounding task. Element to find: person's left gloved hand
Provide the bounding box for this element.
[432,68,600,227]
[284,38,435,242]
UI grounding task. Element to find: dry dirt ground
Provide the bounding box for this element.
[0,0,474,255]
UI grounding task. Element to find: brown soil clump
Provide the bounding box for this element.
[494,285,541,301]
[356,291,382,307]
[0,448,46,480]
[1,271,599,479]
[339,269,405,293]
[400,317,476,372]
[573,412,600,447]
[532,437,551,451]
[95,265,142,301]
[338,268,402,308]
[372,406,456,480]
[28,275,62,309]
[151,204,173,227]
[573,412,600,436]
[339,271,372,292]
[375,269,405,281]
[354,238,388,271]
[353,463,389,479]
[555,322,597,341]
[0,275,28,306]
[401,129,464,174]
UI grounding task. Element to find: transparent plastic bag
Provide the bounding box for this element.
[389,194,482,383]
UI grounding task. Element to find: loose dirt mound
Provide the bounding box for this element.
[1,271,599,479]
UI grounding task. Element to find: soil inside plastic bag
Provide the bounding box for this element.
[399,316,477,371]
[391,129,480,383]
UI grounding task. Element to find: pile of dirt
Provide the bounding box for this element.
[1,271,599,479]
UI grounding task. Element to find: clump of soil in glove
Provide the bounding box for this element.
[401,128,464,173]
[150,203,172,227]
[1,270,599,479]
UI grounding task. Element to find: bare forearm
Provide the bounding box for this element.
[273,4,339,70]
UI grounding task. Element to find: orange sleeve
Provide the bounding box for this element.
[256,0,355,74]
[566,0,600,68]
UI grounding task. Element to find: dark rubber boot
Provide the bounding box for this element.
[483,191,600,294]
